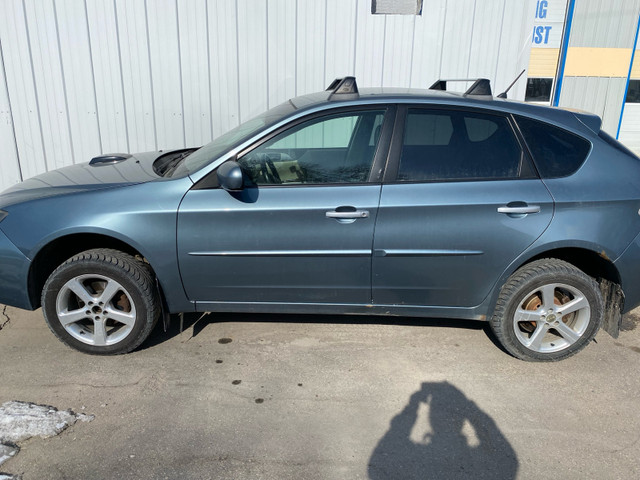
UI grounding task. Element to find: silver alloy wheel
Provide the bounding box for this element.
[55,274,137,346]
[513,283,591,353]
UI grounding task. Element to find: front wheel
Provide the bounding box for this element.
[42,249,160,355]
[490,259,603,362]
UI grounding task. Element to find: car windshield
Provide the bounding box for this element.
[170,101,298,177]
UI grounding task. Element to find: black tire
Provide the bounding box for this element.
[490,258,603,362]
[41,249,160,355]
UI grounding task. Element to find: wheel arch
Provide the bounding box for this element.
[523,247,621,285]
[28,232,161,310]
[484,244,622,319]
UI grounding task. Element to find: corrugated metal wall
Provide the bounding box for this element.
[0,0,535,192]
[558,0,640,134]
[560,77,627,133]
[569,0,639,47]
[619,16,640,153]
[620,105,640,153]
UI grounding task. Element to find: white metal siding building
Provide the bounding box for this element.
[557,0,640,140]
[0,0,535,192]
[1,0,639,193]
[527,0,640,148]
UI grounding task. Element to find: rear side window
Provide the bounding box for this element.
[397,109,524,182]
[516,116,591,178]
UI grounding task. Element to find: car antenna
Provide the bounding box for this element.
[497,69,526,99]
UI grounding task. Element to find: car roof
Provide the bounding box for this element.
[289,87,602,137]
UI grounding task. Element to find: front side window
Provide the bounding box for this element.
[237,110,385,186]
[397,109,524,182]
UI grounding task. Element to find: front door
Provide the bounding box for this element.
[178,107,392,307]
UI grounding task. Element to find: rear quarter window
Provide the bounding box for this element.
[515,116,591,178]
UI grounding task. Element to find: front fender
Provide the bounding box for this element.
[2,179,196,313]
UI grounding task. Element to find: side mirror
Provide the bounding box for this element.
[217,161,244,191]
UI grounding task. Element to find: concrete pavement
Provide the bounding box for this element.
[1,306,639,479]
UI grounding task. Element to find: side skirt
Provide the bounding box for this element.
[193,300,489,321]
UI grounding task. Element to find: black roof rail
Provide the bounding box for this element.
[429,78,492,96]
[326,76,359,99]
[429,80,447,90]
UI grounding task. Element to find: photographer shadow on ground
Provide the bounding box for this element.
[368,381,518,480]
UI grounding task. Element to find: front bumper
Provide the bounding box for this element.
[0,228,33,310]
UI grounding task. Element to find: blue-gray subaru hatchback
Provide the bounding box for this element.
[1,77,639,361]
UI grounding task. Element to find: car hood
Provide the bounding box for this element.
[0,150,165,208]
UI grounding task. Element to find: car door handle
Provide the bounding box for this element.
[326,210,369,219]
[497,205,541,214]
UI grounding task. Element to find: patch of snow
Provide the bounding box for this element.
[0,400,94,470]
[77,413,94,423]
[0,401,92,444]
[0,443,18,467]
[0,474,22,480]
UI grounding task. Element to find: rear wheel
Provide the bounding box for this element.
[42,249,160,355]
[490,259,603,361]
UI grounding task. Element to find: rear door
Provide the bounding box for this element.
[372,106,554,307]
[178,106,394,307]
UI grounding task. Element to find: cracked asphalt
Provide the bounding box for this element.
[1,305,640,479]
[0,306,9,330]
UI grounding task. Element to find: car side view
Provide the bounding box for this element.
[1,76,639,361]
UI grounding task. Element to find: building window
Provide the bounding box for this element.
[371,0,423,15]
[525,78,553,102]
[626,80,640,103]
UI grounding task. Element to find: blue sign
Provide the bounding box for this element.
[532,0,553,45]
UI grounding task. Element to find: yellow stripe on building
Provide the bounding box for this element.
[632,50,640,79]
[564,47,632,77]
[528,48,560,77]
